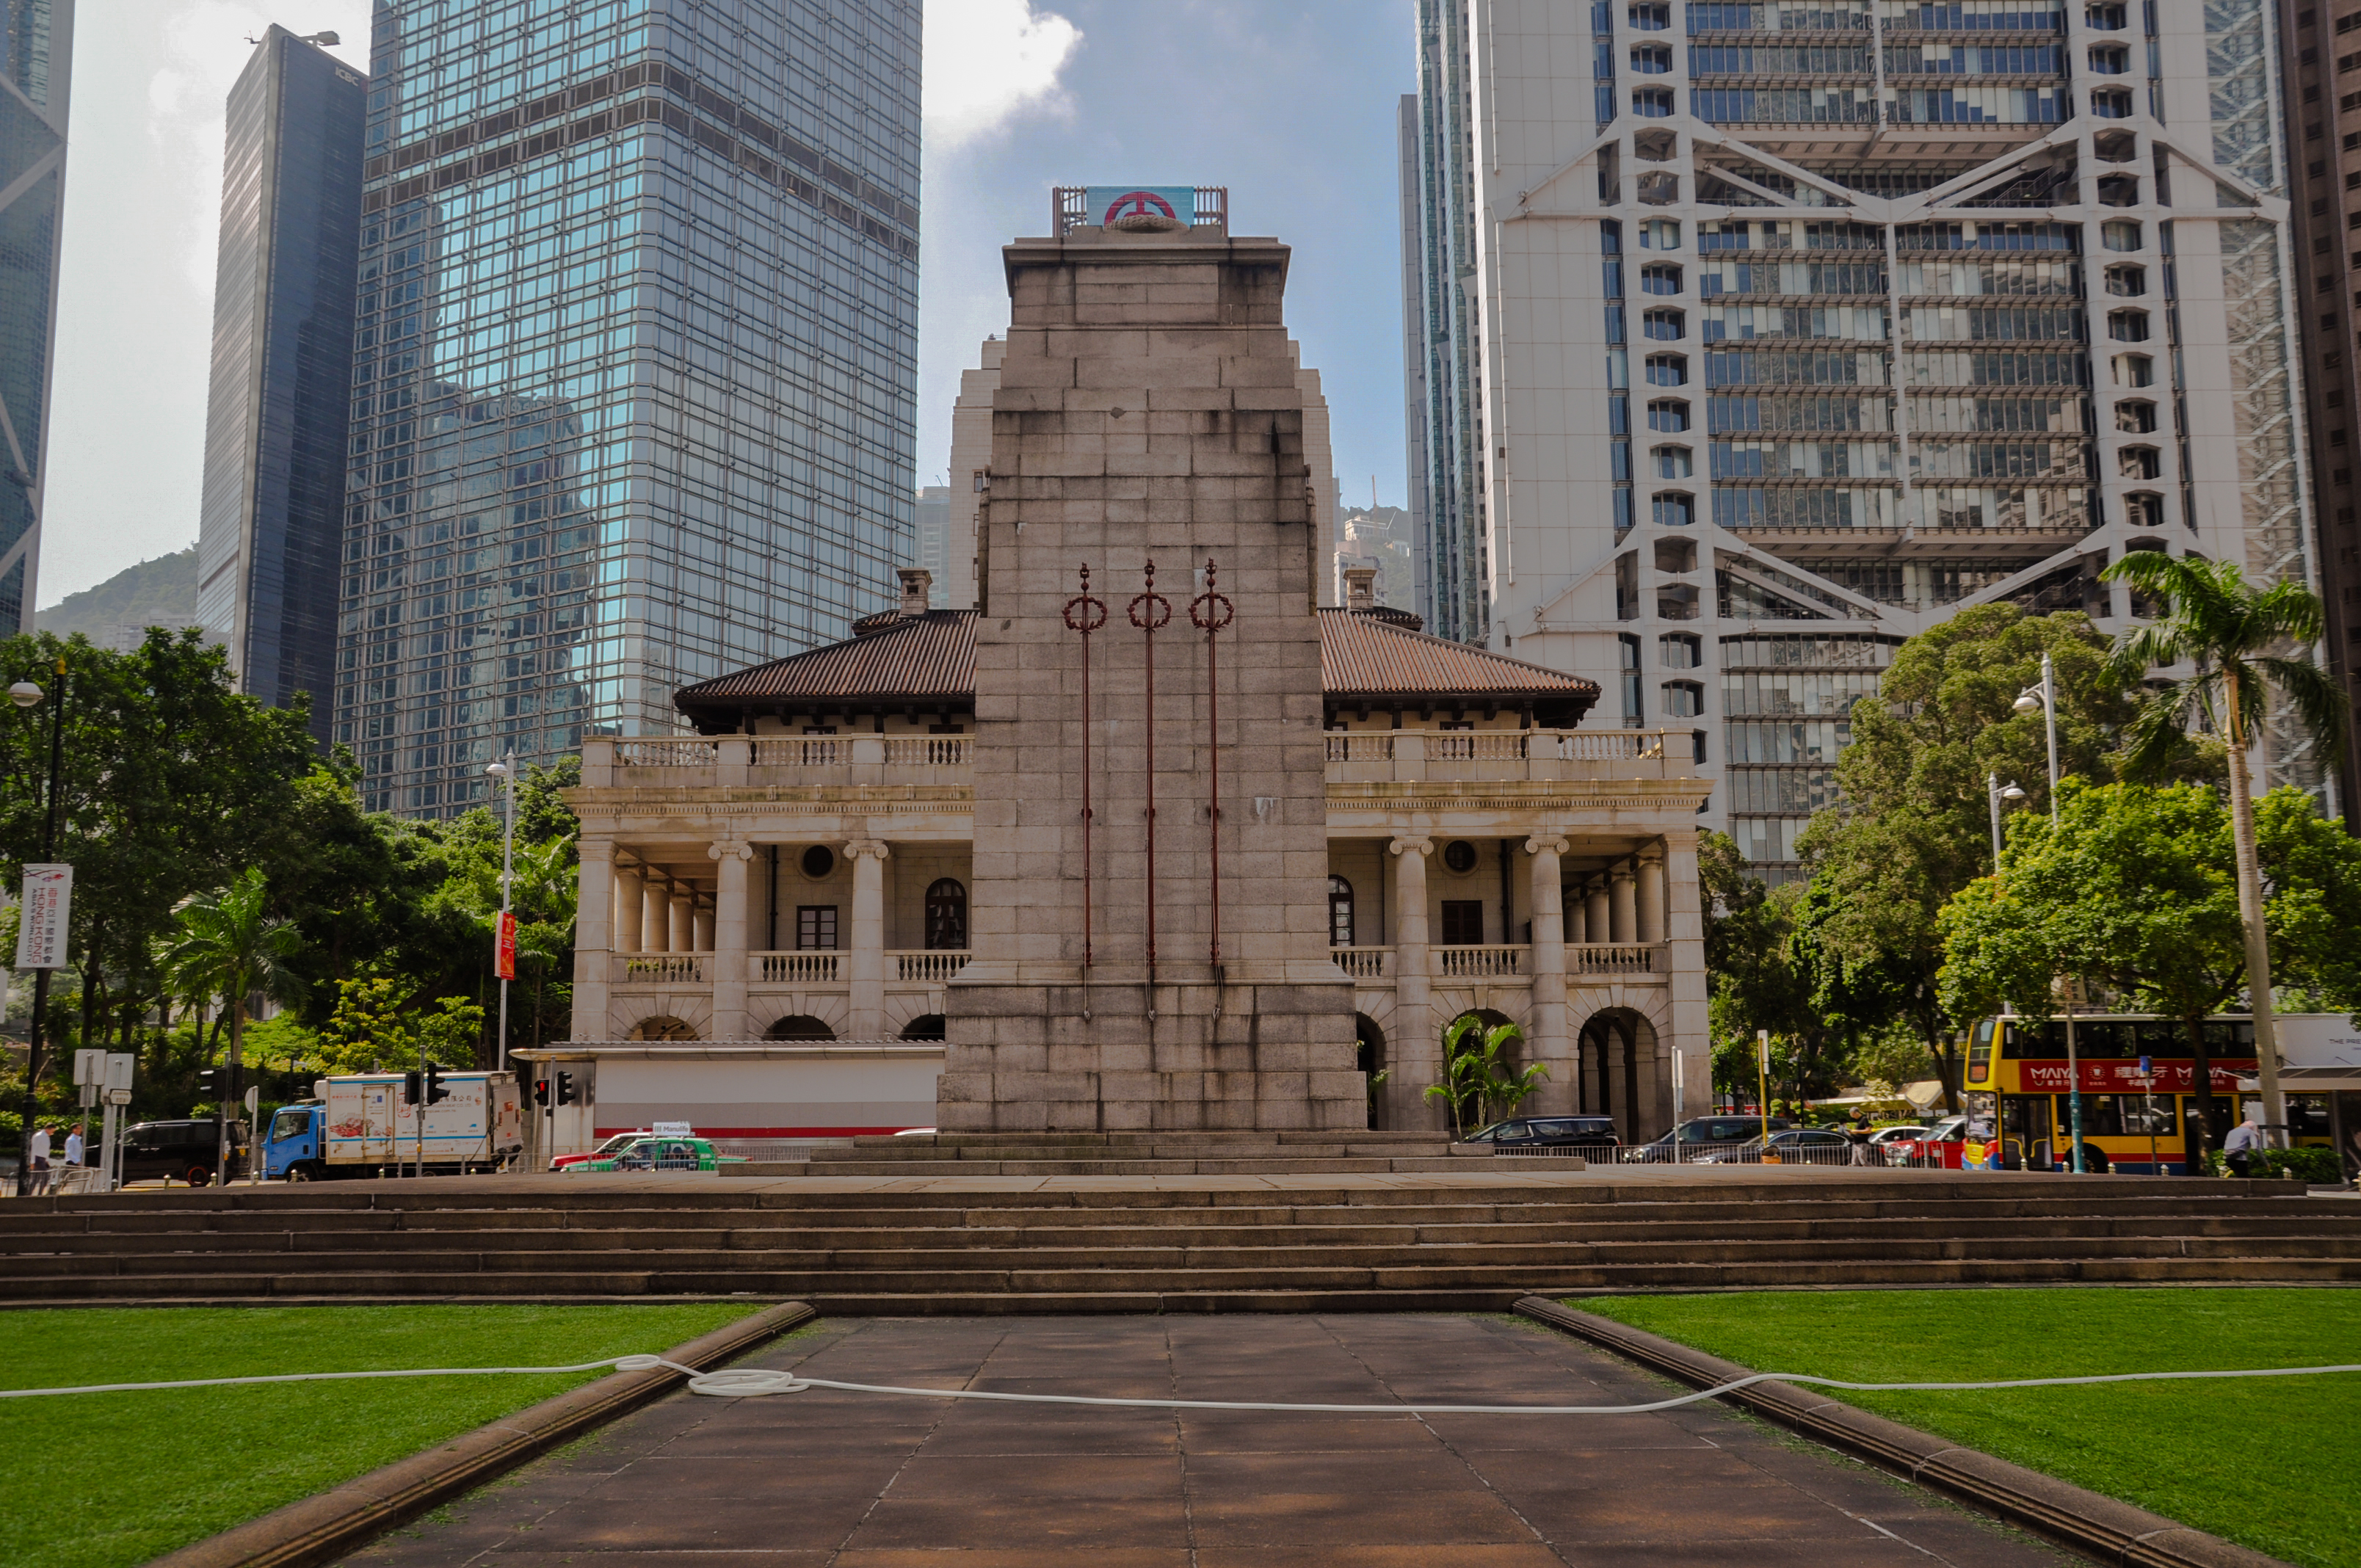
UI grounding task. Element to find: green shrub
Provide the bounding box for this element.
[2203,1145,2346,1183]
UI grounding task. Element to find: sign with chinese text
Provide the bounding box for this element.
[2021,1059,2255,1094]
[14,863,71,969]
[495,910,518,981]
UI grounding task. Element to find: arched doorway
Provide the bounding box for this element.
[1354,1013,1388,1130]
[924,879,968,949]
[628,1016,697,1042]
[1575,1008,1658,1143]
[899,1014,946,1041]
[764,1015,835,1040]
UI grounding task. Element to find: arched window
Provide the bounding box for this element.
[925,878,968,950]
[1328,875,1355,947]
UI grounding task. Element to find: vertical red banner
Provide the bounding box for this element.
[495,910,518,980]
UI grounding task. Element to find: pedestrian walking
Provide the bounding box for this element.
[25,1124,50,1196]
[2224,1108,2266,1178]
[63,1125,83,1170]
[1847,1111,1874,1167]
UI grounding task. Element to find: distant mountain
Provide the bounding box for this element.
[34,545,200,645]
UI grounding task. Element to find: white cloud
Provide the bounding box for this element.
[923,0,1083,150]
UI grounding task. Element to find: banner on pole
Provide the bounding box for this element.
[14,863,71,969]
[495,910,518,981]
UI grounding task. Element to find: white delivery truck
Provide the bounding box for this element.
[262,1071,524,1179]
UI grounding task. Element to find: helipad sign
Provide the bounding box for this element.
[1087,186,1194,226]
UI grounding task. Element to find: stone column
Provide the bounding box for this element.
[1565,883,1586,945]
[1661,826,1711,1134]
[669,889,694,955]
[708,841,752,1039]
[1636,847,1667,945]
[846,838,891,1038]
[1586,879,1611,950]
[1389,836,1434,1128]
[645,879,672,954]
[692,902,714,954]
[570,837,614,1041]
[1609,865,1636,944]
[613,861,643,954]
[1525,835,1570,1112]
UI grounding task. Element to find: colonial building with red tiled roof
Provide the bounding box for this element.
[556,565,1711,1145]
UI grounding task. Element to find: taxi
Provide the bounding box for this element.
[565,1135,747,1172]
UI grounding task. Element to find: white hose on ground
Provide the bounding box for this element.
[2,1355,2356,1412]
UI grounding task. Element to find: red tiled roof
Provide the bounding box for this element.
[675,607,1599,727]
[1316,608,1599,711]
[674,611,978,725]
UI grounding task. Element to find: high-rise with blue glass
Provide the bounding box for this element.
[0,0,71,634]
[338,1,920,814]
[199,26,367,745]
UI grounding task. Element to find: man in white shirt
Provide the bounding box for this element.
[62,1125,84,1172]
[25,1125,49,1195]
[2224,1108,2266,1177]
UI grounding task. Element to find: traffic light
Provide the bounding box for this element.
[196,1067,217,1095]
[424,1062,450,1105]
[555,1070,578,1107]
[532,1076,551,1107]
[402,1070,421,1105]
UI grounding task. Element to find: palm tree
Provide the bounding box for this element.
[158,867,307,1183]
[2100,553,2350,1143]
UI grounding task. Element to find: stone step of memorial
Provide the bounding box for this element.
[1,1175,2355,1307]
[793,1130,1483,1177]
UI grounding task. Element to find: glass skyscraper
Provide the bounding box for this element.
[1406,0,2325,876]
[338,0,920,814]
[198,26,367,745]
[0,0,70,633]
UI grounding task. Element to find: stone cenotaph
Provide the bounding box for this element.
[938,202,1365,1132]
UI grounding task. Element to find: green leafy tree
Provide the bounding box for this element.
[156,867,308,1177]
[1934,780,2361,1152]
[2101,552,2352,1130]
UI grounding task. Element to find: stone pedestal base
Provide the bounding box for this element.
[940,965,1366,1132]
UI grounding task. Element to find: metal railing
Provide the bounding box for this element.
[1617,1140,1882,1167]
[1435,945,1528,979]
[1331,946,1391,979]
[617,954,706,984]
[1053,185,1227,235]
[892,950,970,981]
[758,952,841,983]
[616,739,719,768]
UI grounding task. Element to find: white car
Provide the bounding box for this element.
[1866,1125,1929,1146]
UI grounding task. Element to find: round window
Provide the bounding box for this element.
[800,845,835,879]
[1442,840,1479,874]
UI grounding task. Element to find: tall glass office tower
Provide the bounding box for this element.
[1407,0,2324,877]
[0,0,71,633]
[198,27,367,745]
[338,0,920,814]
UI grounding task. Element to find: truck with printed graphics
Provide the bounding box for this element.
[262,1071,524,1179]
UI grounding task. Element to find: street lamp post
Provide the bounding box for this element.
[1986,772,2026,868]
[485,755,515,1071]
[2014,654,2084,1174]
[10,660,67,1197]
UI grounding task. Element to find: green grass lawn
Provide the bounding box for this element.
[0,1303,764,1567]
[1573,1288,2361,1568]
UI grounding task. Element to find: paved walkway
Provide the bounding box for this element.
[347,1315,2070,1567]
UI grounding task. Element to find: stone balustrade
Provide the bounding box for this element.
[585,735,974,789]
[1324,727,1697,784]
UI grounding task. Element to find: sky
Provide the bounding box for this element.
[36,0,1418,607]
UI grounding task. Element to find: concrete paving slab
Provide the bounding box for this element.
[341,1315,2075,1567]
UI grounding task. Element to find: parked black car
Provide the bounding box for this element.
[1696,1128,1854,1165]
[120,1119,247,1186]
[1463,1116,1620,1151]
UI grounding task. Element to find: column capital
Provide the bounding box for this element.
[1611,863,1636,885]
[1636,844,1666,869]
[706,839,753,862]
[844,838,891,863]
[1388,835,1434,857]
[1523,835,1569,857]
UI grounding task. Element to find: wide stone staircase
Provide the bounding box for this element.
[3,1175,2356,1312]
[783,1129,1489,1177]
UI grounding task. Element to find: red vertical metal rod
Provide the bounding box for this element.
[1062,565,1106,967]
[1190,556,1235,967]
[1128,560,1171,970]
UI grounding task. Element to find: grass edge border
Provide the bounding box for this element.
[143,1299,816,1568]
[1512,1295,2285,1568]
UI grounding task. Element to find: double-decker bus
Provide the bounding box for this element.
[1964,1014,2338,1175]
